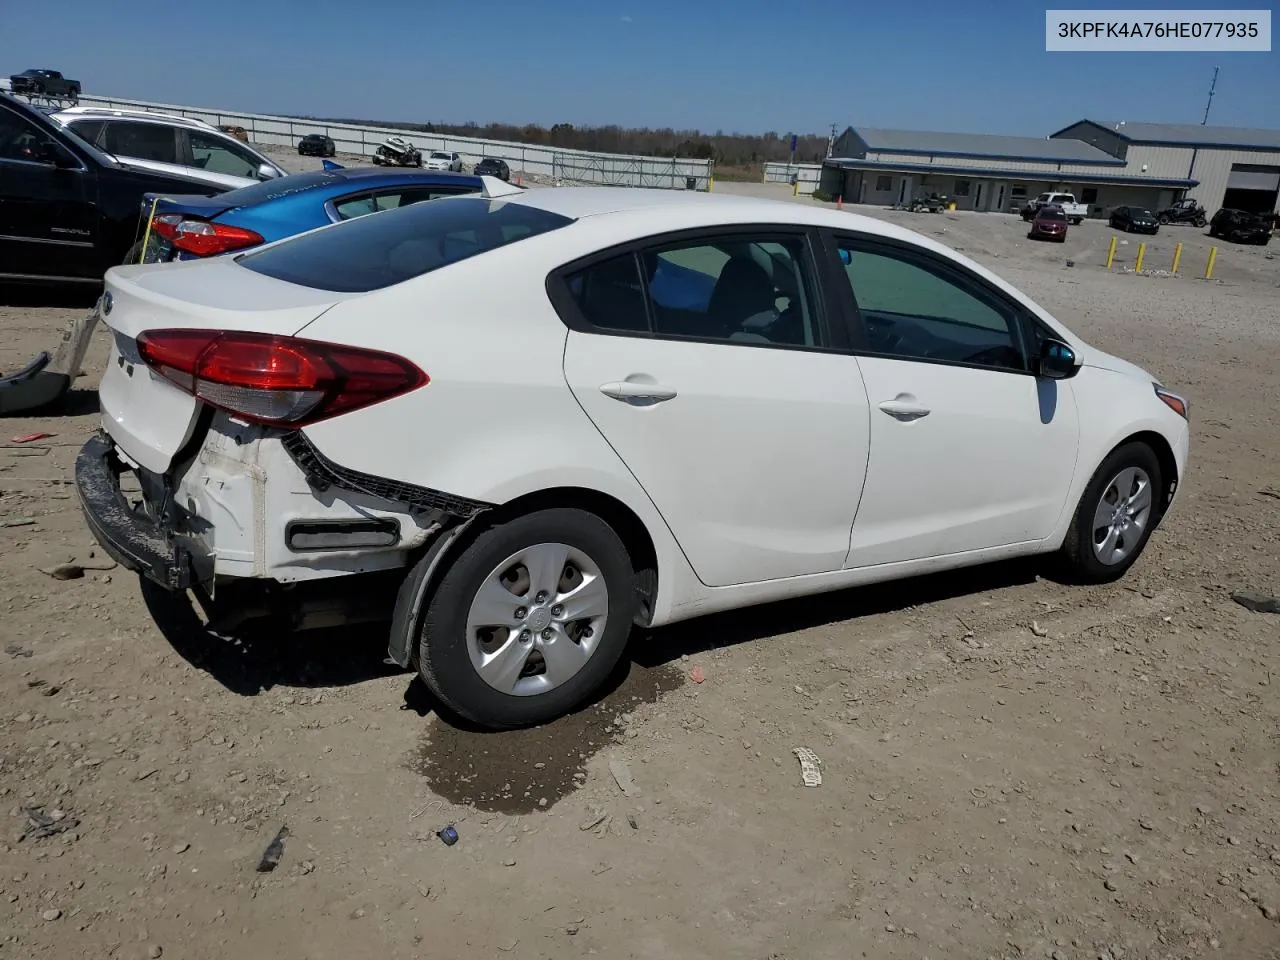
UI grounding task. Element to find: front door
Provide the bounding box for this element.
[828,233,1080,567]
[993,182,1007,212]
[0,103,97,280]
[557,228,871,587]
[974,182,985,211]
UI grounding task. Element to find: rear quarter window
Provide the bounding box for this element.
[237,196,573,293]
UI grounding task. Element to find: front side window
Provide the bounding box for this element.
[564,233,821,348]
[0,108,45,162]
[836,239,1025,372]
[102,121,178,163]
[188,131,261,179]
[239,196,572,293]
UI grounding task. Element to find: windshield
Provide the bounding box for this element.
[1136,209,1154,218]
[431,152,451,159]
[1040,210,1066,221]
[238,196,573,293]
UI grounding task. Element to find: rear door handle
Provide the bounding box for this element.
[878,398,931,421]
[600,381,677,403]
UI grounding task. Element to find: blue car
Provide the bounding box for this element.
[132,165,486,262]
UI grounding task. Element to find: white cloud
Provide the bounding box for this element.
[620,14,633,22]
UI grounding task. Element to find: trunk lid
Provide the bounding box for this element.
[98,258,348,474]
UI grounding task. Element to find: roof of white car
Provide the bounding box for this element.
[52,105,219,131]
[504,186,903,237]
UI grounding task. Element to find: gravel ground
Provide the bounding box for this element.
[1,180,1278,960]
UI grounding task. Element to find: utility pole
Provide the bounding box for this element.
[1202,66,1219,125]
[827,123,838,158]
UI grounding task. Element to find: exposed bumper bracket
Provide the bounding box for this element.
[75,434,213,591]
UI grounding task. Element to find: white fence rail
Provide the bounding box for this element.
[3,81,713,190]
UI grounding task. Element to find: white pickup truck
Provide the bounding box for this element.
[1021,191,1089,224]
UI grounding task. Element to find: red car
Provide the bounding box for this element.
[1029,204,1069,242]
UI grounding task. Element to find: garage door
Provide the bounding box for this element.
[1227,164,1280,191]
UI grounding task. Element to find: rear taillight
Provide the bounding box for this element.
[135,329,428,426]
[149,215,262,256]
[165,220,264,257]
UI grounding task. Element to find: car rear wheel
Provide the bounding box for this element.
[416,508,636,729]
[1059,442,1162,584]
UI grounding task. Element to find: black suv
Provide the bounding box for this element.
[473,157,511,181]
[298,133,336,157]
[0,92,223,284]
[9,69,81,98]
[1209,208,1273,246]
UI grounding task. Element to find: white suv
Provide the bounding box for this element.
[51,107,286,190]
[75,182,1190,729]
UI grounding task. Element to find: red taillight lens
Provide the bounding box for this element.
[135,330,428,426]
[167,220,264,257]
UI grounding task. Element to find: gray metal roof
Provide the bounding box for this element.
[1079,120,1280,150]
[852,127,1122,164]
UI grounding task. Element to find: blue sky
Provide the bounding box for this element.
[3,1,1276,134]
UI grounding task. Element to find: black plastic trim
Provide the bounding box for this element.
[281,431,491,518]
[285,517,401,552]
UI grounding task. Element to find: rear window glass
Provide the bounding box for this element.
[214,170,344,208]
[237,196,573,293]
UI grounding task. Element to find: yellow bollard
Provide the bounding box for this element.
[1205,246,1218,279]
[708,176,714,193]
[137,196,160,264]
[1105,235,1117,269]
[1135,242,1146,273]
[1172,242,1183,275]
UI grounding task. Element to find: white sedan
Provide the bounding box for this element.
[423,150,463,172]
[76,179,1190,729]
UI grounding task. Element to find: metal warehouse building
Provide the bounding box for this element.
[1050,120,1280,216]
[817,120,1280,219]
[819,127,1197,217]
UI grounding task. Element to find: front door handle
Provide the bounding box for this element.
[600,381,677,403]
[878,397,931,421]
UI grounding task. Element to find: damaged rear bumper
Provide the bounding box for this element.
[75,434,213,591]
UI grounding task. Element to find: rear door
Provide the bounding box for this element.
[556,225,872,588]
[826,232,1080,568]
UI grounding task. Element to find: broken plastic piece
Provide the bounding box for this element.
[255,825,289,872]
[793,747,823,787]
[437,825,459,846]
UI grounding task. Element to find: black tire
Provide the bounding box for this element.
[1158,215,1170,225]
[1059,441,1163,584]
[1193,217,1206,228]
[416,508,636,729]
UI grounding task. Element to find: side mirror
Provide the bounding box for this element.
[257,163,280,180]
[1036,337,1078,379]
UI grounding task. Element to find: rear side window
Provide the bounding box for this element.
[239,196,573,293]
[102,121,179,163]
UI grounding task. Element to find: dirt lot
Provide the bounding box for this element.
[2,184,1279,960]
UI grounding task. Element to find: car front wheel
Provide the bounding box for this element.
[1059,442,1163,583]
[416,508,636,729]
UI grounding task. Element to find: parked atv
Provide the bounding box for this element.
[1157,198,1207,227]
